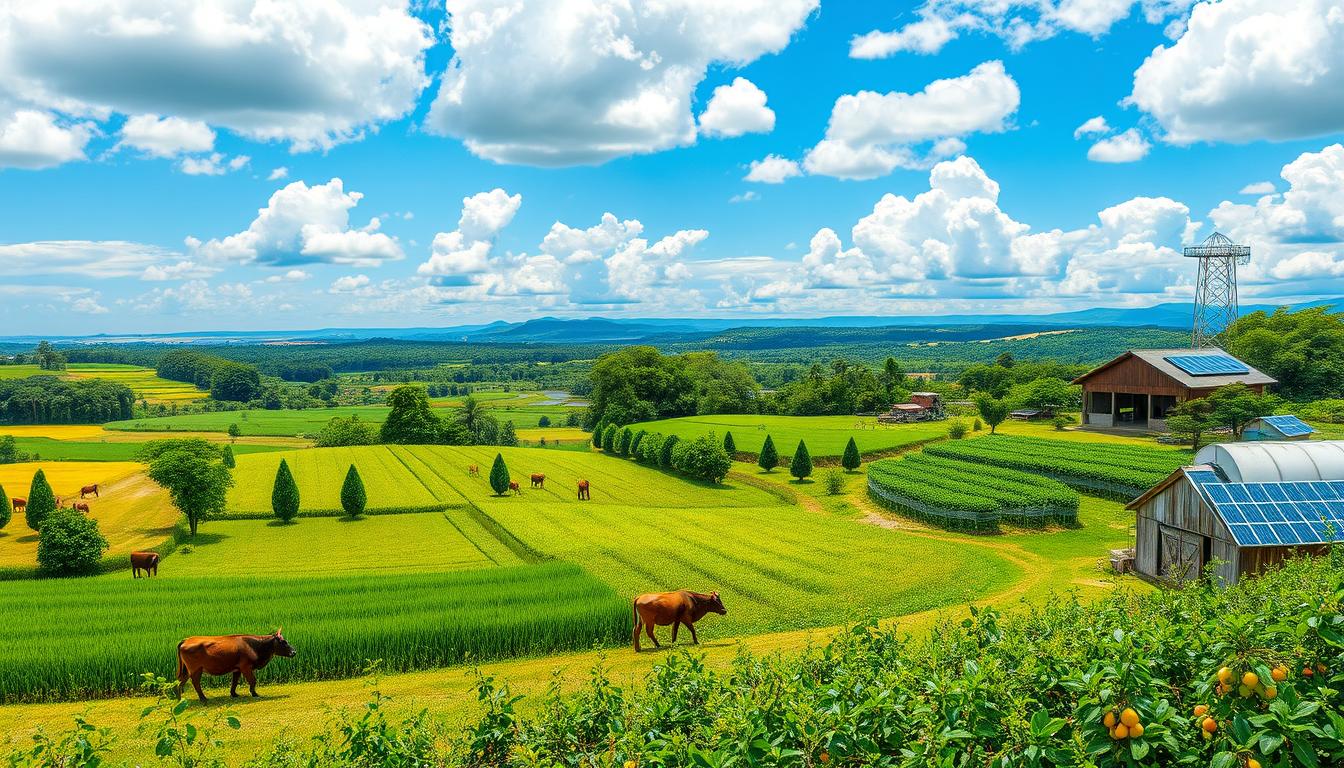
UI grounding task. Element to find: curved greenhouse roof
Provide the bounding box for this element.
[1194,441,1344,483]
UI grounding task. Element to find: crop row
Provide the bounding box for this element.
[0,561,626,703]
[867,453,1079,531]
[925,435,1187,497]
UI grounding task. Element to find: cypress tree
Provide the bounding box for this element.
[489,453,511,496]
[26,468,57,531]
[271,458,300,523]
[221,444,236,469]
[723,431,736,455]
[841,436,861,472]
[0,482,10,530]
[757,435,779,472]
[602,424,618,452]
[790,439,813,482]
[341,464,367,518]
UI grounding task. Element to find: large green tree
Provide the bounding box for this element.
[380,385,443,444]
[211,361,263,402]
[146,445,234,536]
[1226,306,1344,400]
[757,435,779,472]
[975,395,1010,435]
[272,459,300,523]
[26,469,57,531]
[315,415,378,447]
[488,453,511,496]
[37,509,107,576]
[671,433,732,483]
[341,465,367,518]
[1205,383,1279,439]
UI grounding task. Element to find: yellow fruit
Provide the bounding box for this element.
[1271,666,1288,682]
[1202,717,1217,734]
[1193,704,1209,716]
[1120,708,1139,728]
[1128,722,1144,738]
[1248,760,1262,768]
[1318,663,1328,674]
[1242,671,1259,688]
[1103,711,1117,728]
[1263,686,1278,699]
[1112,723,1129,740]
[1217,667,1234,684]
[625,762,636,768]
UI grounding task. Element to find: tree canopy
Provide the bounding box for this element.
[146,443,234,536]
[1226,306,1344,400]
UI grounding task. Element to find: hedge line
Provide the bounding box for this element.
[926,435,1188,498]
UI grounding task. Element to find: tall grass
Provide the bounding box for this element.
[0,562,627,703]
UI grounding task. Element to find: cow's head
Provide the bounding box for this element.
[707,591,727,615]
[272,628,297,658]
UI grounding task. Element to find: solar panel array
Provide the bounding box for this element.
[1260,415,1315,437]
[1186,469,1344,547]
[1164,354,1251,376]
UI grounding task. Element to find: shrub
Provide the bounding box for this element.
[499,421,518,447]
[723,431,736,455]
[36,508,108,576]
[630,430,646,457]
[601,424,618,453]
[0,482,9,530]
[617,427,634,457]
[757,434,779,472]
[489,453,511,496]
[948,421,968,439]
[790,440,813,482]
[26,468,57,531]
[566,412,581,428]
[823,468,845,495]
[341,465,367,518]
[658,435,679,469]
[315,415,378,447]
[272,459,300,523]
[973,418,983,431]
[671,434,732,483]
[841,436,860,471]
[537,415,551,427]
[221,444,236,468]
[1052,414,1075,431]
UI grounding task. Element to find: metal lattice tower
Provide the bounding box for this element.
[1184,232,1250,348]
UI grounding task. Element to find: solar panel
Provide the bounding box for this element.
[1194,478,1344,547]
[1164,354,1251,376]
[1260,414,1315,437]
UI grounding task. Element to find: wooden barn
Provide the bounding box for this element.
[1072,348,1275,432]
[1127,441,1344,585]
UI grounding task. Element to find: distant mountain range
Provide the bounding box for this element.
[2,300,1335,347]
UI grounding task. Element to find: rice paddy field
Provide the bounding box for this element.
[0,363,206,403]
[626,414,948,457]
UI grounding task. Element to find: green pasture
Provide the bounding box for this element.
[0,363,206,403]
[626,414,947,457]
[0,561,626,702]
[226,445,781,514]
[7,436,285,462]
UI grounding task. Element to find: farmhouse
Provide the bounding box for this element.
[1127,441,1344,585]
[876,392,945,423]
[1072,348,1275,431]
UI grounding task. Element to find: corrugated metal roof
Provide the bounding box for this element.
[1195,441,1344,483]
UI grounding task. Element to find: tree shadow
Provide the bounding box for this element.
[14,533,39,544]
[178,531,229,547]
[335,515,367,524]
[265,519,300,527]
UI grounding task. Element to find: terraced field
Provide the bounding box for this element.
[627,414,948,457]
[226,445,781,514]
[0,364,206,403]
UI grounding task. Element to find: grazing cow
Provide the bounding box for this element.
[131,551,159,578]
[577,480,590,500]
[467,465,479,477]
[11,498,25,513]
[80,484,99,499]
[508,481,521,495]
[72,502,90,514]
[530,473,545,489]
[632,590,727,652]
[176,629,297,702]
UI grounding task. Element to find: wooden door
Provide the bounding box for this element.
[1159,525,1204,581]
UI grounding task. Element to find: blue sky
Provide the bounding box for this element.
[1,0,1342,334]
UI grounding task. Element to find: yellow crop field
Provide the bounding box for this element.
[0,425,109,440]
[0,461,141,500]
[0,364,206,404]
[516,426,587,443]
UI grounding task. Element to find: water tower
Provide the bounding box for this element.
[1184,232,1250,348]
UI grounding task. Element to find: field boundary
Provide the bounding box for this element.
[462,502,549,564]
[216,502,464,520]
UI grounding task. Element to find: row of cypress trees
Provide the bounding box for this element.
[269,459,367,521]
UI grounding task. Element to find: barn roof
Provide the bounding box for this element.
[1071,348,1276,388]
[1250,415,1316,438]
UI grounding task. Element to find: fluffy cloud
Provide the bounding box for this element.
[1087,129,1151,163]
[0,108,94,169]
[0,240,180,277]
[179,153,249,176]
[1074,116,1111,139]
[540,213,644,264]
[268,167,289,181]
[118,115,214,157]
[802,61,1019,179]
[0,1,434,154]
[850,0,1194,57]
[1240,181,1276,195]
[330,274,371,293]
[1130,0,1344,144]
[141,260,219,281]
[744,154,802,184]
[698,78,775,137]
[419,188,522,280]
[424,0,816,165]
[192,178,402,267]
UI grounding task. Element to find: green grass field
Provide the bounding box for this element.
[626,414,948,457]
[0,363,206,403]
[225,444,782,514]
[7,436,286,462]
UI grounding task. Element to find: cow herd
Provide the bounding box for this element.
[9,482,100,517]
[465,464,593,499]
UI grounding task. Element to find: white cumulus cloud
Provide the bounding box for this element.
[698,78,775,138]
[744,154,802,184]
[1087,129,1151,163]
[0,108,94,169]
[118,114,214,158]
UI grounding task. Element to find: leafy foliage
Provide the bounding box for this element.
[669,433,732,483]
[146,442,234,536]
[379,385,445,445]
[975,394,1010,434]
[25,468,56,531]
[315,414,379,447]
[0,376,134,424]
[221,444,235,469]
[36,508,108,576]
[271,458,300,523]
[723,430,736,454]
[489,453,511,496]
[1227,305,1344,400]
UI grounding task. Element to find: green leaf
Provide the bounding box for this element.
[1292,737,1321,768]
[1130,739,1150,760]
[1210,752,1238,768]
[1259,734,1284,754]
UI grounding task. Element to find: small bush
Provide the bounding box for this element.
[972,418,983,431]
[37,508,108,576]
[221,444,236,468]
[489,453,511,496]
[947,421,968,439]
[658,435,679,469]
[672,434,732,483]
[271,459,300,523]
[1052,414,1076,431]
[537,415,551,427]
[823,468,845,495]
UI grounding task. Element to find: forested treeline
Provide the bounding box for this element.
[156,350,262,403]
[0,376,134,424]
[1227,306,1344,401]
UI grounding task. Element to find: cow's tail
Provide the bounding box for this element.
[175,640,186,680]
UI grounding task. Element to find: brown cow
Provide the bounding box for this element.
[632,590,727,652]
[508,481,521,495]
[80,484,99,498]
[176,629,297,702]
[71,501,90,514]
[530,473,545,489]
[131,551,159,577]
[577,479,590,500]
[467,465,480,477]
[11,498,25,513]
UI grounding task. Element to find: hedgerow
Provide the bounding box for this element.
[868,452,1079,531]
[926,435,1189,498]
